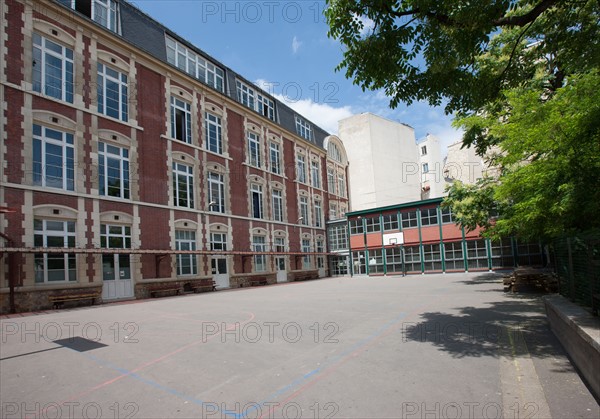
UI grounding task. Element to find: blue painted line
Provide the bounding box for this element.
[239,310,409,418]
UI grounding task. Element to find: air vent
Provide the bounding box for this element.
[51,117,59,123]
[184,222,188,227]
[111,58,116,64]
[114,215,119,220]
[51,29,58,36]
[53,209,60,215]
[112,135,117,140]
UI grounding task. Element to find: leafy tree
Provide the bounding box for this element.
[327,0,600,239]
[326,0,599,119]
[453,71,600,240]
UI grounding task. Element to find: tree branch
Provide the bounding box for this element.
[493,0,559,26]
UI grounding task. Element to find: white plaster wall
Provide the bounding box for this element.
[339,113,421,211]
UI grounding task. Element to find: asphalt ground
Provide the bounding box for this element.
[1,272,598,419]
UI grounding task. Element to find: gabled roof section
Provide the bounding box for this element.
[52,0,331,147]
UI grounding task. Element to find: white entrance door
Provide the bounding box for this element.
[275,256,287,283]
[211,256,230,289]
[102,254,133,300]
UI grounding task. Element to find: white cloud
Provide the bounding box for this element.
[254,79,354,134]
[277,95,353,135]
[291,36,302,54]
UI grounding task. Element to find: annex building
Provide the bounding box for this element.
[0,0,350,313]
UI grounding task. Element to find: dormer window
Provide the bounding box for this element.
[61,0,120,33]
[295,116,312,141]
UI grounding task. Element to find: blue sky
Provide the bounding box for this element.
[133,0,463,150]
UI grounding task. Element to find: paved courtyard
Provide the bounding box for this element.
[1,272,598,418]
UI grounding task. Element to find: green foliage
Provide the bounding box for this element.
[326,0,600,116]
[452,71,600,240]
[443,178,497,233]
[327,0,600,240]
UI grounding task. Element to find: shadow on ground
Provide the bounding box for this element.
[402,293,567,362]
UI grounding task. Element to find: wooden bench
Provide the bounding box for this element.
[592,294,600,316]
[295,272,317,281]
[247,277,268,287]
[148,284,181,298]
[191,281,217,293]
[49,290,101,309]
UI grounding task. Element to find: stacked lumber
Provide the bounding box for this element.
[503,267,559,293]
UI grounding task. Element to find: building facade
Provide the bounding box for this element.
[338,113,422,211]
[0,0,349,313]
[347,198,544,276]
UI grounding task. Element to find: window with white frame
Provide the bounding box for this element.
[337,173,346,197]
[93,0,120,32]
[235,80,276,121]
[34,219,76,283]
[207,172,225,213]
[175,230,197,276]
[422,163,429,173]
[368,249,385,274]
[316,239,325,268]
[401,211,418,228]
[310,160,321,189]
[302,238,312,269]
[62,0,120,33]
[165,37,224,92]
[171,96,192,144]
[328,225,348,252]
[328,142,342,163]
[33,124,75,191]
[269,142,281,175]
[101,224,131,281]
[274,236,285,253]
[329,202,338,221]
[210,232,227,251]
[421,145,427,156]
[295,117,312,141]
[272,189,284,222]
[252,235,267,272]
[441,207,454,224]
[327,167,336,195]
[97,63,128,121]
[32,33,74,103]
[251,184,263,219]
[296,154,307,183]
[383,214,399,231]
[423,244,442,271]
[299,196,309,225]
[365,217,381,233]
[349,219,364,235]
[340,204,347,219]
[445,242,464,271]
[420,208,438,226]
[314,199,323,228]
[99,142,129,199]
[205,113,222,154]
[173,162,194,208]
[247,132,261,168]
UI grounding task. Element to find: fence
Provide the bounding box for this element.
[552,231,600,307]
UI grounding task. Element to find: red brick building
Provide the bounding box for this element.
[0,0,349,312]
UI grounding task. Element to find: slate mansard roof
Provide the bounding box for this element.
[54,0,330,148]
